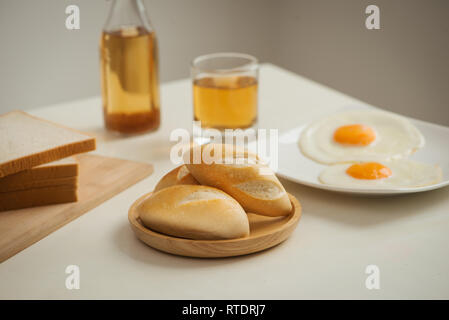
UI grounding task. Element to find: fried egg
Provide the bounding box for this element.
[299,110,425,164]
[319,160,442,188]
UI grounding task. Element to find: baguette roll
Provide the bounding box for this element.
[138,185,250,240]
[154,165,199,192]
[184,144,292,217]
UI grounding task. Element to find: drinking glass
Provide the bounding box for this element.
[191,53,259,143]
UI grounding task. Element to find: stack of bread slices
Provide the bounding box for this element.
[137,143,293,240]
[0,111,96,211]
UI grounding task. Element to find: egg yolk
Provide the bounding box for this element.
[333,124,376,146]
[346,162,392,180]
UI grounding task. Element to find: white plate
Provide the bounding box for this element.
[252,105,449,195]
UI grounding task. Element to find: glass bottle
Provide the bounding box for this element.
[100,0,160,134]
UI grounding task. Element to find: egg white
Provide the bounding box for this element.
[319,159,442,189]
[299,110,425,164]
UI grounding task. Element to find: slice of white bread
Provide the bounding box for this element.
[184,144,292,217]
[0,176,77,193]
[0,157,78,191]
[138,185,250,240]
[154,165,199,192]
[0,111,95,177]
[0,185,78,211]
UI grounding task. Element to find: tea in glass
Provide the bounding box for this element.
[191,53,258,134]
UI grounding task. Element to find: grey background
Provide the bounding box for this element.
[0,0,448,125]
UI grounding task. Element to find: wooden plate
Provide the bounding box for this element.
[128,192,301,258]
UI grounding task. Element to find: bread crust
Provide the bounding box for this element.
[0,186,77,211]
[0,111,95,177]
[138,185,250,240]
[0,176,77,193]
[0,157,78,191]
[153,165,199,192]
[184,144,292,217]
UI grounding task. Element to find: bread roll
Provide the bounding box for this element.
[184,144,292,217]
[138,185,249,240]
[154,165,199,192]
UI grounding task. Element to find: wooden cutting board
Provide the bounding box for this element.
[0,154,153,263]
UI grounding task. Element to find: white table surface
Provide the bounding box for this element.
[1,64,448,299]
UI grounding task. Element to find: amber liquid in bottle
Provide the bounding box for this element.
[193,76,257,129]
[100,26,160,134]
